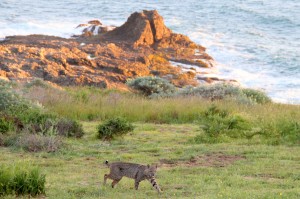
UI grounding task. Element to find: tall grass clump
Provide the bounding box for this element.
[0,164,45,196]
[127,76,176,98]
[97,117,134,140]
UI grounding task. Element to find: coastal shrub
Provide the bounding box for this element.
[55,118,84,138]
[241,88,271,104]
[0,117,14,134]
[0,87,31,114]
[177,83,271,104]
[178,84,240,100]
[0,83,84,153]
[24,78,51,89]
[258,120,300,145]
[127,76,176,98]
[0,87,84,138]
[97,117,134,140]
[195,105,251,143]
[14,134,62,152]
[0,164,45,196]
[22,117,84,138]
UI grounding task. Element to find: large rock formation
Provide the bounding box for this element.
[104,10,172,47]
[0,10,226,89]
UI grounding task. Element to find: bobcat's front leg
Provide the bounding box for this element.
[135,180,140,190]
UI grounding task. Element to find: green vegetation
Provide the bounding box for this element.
[0,164,45,197]
[127,76,176,98]
[20,82,299,145]
[0,80,84,153]
[194,105,251,143]
[1,123,300,198]
[0,79,299,198]
[97,117,134,140]
[177,83,272,104]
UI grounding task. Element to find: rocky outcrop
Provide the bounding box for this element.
[0,10,228,89]
[104,10,171,47]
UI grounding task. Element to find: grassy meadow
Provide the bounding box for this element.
[1,81,300,198]
[1,122,300,198]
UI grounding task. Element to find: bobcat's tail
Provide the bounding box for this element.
[149,176,162,193]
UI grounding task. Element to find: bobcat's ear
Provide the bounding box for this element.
[155,164,158,169]
[147,164,150,168]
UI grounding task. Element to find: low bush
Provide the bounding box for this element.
[24,78,51,89]
[241,88,272,104]
[97,117,134,140]
[195,105,251,143]
[127,76,176,98]
[55,118,84,138]
[177,84,271,104]
[0,84,84,138]
[178,84,240,100]
[0,117,14,134]
[23,116,84,138]
[0,164,45,196]
[258,120,300,145]
[14,134,63,152]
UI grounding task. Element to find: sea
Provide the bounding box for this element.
[0,0,299,104]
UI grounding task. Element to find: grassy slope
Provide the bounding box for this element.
[1,122,299,199]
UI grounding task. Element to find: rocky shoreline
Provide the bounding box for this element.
[0,10,236,89]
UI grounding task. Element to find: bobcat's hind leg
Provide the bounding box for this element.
[103,174,110,185]
[111,178,122,188]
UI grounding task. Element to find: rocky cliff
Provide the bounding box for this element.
[0,10,218,89]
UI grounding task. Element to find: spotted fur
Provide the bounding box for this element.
[103,160,162,193]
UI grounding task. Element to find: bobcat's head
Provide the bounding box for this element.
[144,164,158,179]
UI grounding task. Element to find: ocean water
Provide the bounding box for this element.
[0,0,299,104]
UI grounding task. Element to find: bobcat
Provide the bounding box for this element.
[103,161,162,193]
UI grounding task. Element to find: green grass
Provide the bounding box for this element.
[24,86,299,121]
[1,122,299,198]
[1,83,299,198]
[21,86,299,145]
[0,163,45,197]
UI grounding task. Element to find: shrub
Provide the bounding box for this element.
[0,88,31,114]
[97,117,134,140]
[258,120,300,145]
[24,78,51,89]
[0,117,14,134]
[15,134,63,152]
[241,88,271,104]
[177,83,272,104]
[55,118,84,138]
[0,164,45,196]
[196,105,251,143]
[178,84,240,100]
[127,76,176,98]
